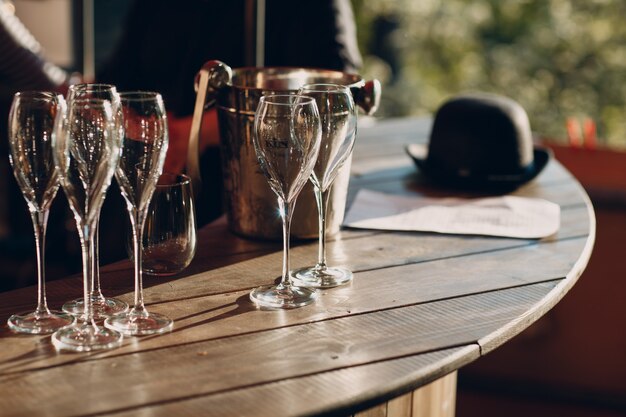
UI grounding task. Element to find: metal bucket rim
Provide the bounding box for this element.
[225,66,366,91]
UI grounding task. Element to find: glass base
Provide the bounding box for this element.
[63,296,129,320]
[104,310,173,336]
[7,309,74,335]
[250,284,318,309]
[51,323,123,352]
[292,265,353,288]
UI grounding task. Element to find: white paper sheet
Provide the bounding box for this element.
[343,189,560,239]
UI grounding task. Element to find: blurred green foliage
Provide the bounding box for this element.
[352,0,626,147]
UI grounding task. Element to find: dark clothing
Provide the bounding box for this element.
[98,0,362,117]
[0,2,73,290]
[97,0,362,233]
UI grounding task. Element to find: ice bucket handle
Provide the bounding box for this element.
[351,79,381,116]
[193,60,233,103]
[186,61,233,195]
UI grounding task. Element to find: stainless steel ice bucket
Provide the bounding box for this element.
[188,60,380,239]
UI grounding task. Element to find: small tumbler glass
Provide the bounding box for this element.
[141,173,196,276]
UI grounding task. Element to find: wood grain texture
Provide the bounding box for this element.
[0,284,557,417]
[107,347,476,417]
[412,372,457,417]
[477,189,596,354]
[386,392,413,417]
[0,234,587,374]
[0,117,594,417]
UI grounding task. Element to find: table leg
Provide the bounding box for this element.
[353,371,457,417]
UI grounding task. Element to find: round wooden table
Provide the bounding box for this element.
[0,117,594,417]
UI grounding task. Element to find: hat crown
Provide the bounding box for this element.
[428,93,534,178]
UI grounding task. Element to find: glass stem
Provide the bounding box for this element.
[131,208,147,315]
[278,198,295,288]
[31,210,50,315]
[78,222,95,326]
[315,186,331,269]
[90,218,104,301]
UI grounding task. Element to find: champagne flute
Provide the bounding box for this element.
[6,91,74,334]
[51,97,123,351]
[105,91,172,335]
[292,84,357,288]
[250,94,321,309]
[62,83,129,319]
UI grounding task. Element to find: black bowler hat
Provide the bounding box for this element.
[407,92,551,191]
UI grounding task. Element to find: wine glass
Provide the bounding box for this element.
[250,94,321,309]
[141,173,196,276]
[6,91,74,334]
[104,91,172,335]
[51,97,123,351]
[62,83,129,319]
[292,84,357,288]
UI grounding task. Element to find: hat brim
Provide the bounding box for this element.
[406,143,552,191]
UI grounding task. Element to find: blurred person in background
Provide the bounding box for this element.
[0,0,76,290]
[97,0,362,227]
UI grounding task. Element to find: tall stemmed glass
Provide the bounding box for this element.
[6,91,74,334]
[292,84,357,288]
[105,92,172,335]
[62,83,129,319]
[51,98,123,351]
[250,95,321,309]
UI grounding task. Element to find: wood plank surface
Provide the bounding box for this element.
[0,228,588,373]
[109,348,475,417]
[0,283,554,416]
[386,392,413,417]
[412,372,457,417]
[0,117,594,417]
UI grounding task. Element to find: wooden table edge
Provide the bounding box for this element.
[478,181,596,354]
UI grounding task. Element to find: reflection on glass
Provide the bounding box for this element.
[249,94,321,309]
